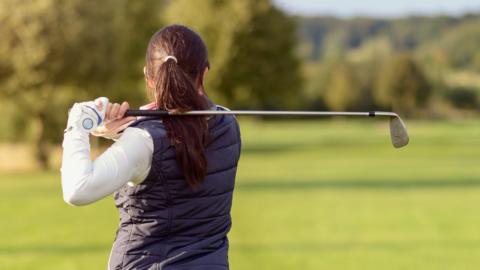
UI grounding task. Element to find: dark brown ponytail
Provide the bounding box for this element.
[145,25,211,189]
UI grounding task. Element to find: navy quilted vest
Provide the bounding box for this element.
[108,106,241,270]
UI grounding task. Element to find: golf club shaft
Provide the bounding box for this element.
[125,110,399,118]
[124,109,409,148]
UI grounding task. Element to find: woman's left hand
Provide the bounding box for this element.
[92,101,137,140]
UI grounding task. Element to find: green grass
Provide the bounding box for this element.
[1,119,480,269]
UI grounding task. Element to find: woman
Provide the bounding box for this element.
[61,25,241,270]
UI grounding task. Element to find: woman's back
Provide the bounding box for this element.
[61,24,240,270]
[109,108,241,270]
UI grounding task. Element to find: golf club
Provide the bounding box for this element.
[125,110,410,148]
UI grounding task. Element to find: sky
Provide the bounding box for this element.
[273,0,480,18]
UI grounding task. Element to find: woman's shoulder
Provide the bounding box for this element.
[121,126,153,140]
[209,105,241,139]
[215,104,231,111]
[114,127,154,154]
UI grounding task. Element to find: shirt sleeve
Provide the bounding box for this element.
[61,127,153,206]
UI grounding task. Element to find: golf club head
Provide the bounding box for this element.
[389,116,409,148]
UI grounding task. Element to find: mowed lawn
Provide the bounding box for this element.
[1,119,480,270]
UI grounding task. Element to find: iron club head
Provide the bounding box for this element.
[389,115,409,148]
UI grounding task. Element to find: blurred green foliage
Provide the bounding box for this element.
[165,0,302,109]
[0,0,162,167]
[375,53,432,116]
[323,62,358,111]
[444,87,479,109]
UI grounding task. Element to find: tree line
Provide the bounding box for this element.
[299,15,480,116]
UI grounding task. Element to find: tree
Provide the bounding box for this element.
[323,62,360,111]
[165,0,302,109]
[434,19,480,71]
[0,0,162,168]
[374,53,432,116]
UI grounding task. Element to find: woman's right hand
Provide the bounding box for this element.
[92,101,137,140]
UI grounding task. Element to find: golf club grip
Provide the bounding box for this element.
[125,110,169,117]
[124,110,237,117]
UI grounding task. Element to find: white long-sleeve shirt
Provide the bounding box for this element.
[61,127,153,206]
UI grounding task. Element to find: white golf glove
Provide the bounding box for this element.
[65,97,109,134]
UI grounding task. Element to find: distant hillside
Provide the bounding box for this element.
[295,14,480,116]
[297,14,480,63]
